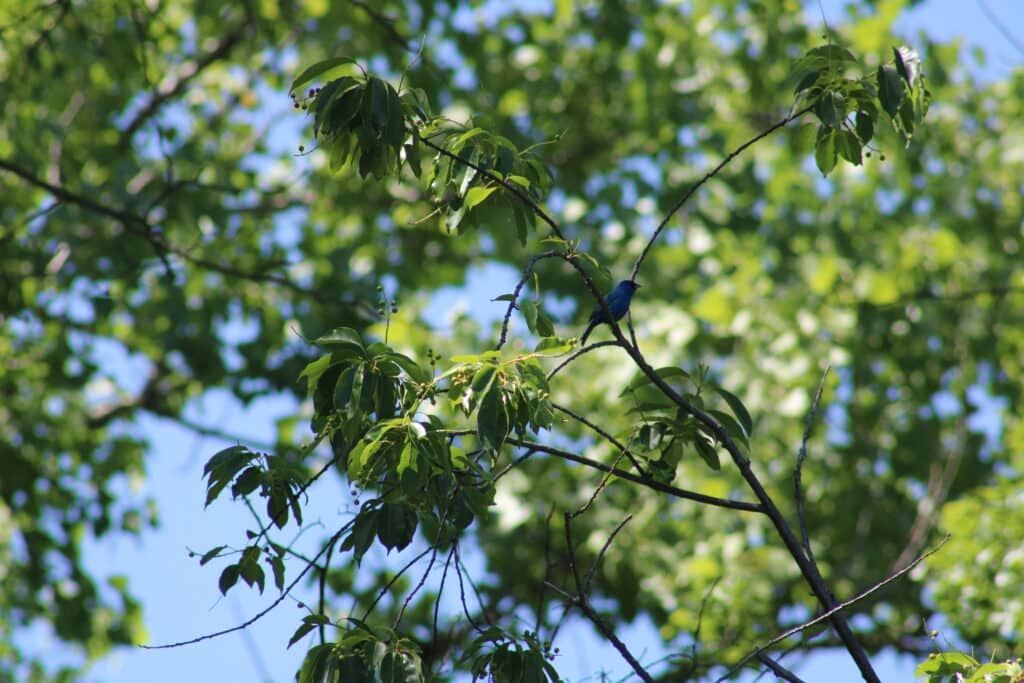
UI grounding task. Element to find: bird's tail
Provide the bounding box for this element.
[580,320,597,345]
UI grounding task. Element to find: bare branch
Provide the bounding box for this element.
[582,514,632,593]
[563,513,653,683]
[0,157,336,303]
[605,320,879,681]
[631,105,814,281]
[794,365,831,572]
[978,0,1024,58]
[552,402,646,476]
[717,535,950,682]
[495,250,561,350]
[546,340,620,380]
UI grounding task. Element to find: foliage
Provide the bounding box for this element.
[2,0,1024,681]
[916,651,1024,683]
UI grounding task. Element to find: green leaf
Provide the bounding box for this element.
[814,125,837,176]
[806,44,858,64]
[899,97,915,136]
[893,45,920,87]
[334,365,358,411]
[218,564,240,595]
[709,384,753,436]
[230,466,264,498]
[288,621,319,649]
[855,110,874,143]
[620,366,692,395]
[377,503,418,551]
[534,309,555,337]
[341,507,379,562]
[707,409,750,450]
[793,69,820,94]
[534,337,572,354]
[465,185,498,208]
[314,327,365,349]
[877,65,905,118]
[239,558,266,593]
[520,299,538,334]
[199,545,226,566]
[694,437,721,471]
[383,81,405,149]
[385,352,431,384]
[837,130,862,165]
[814,91,845,127]
[477,385,509,451]
[298,644,340,683]
[270,554,286,592]
[290,56,358,94]
[380,650,425,683]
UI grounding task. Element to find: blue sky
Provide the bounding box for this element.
[21,1,1024,682]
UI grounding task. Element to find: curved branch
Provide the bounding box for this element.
[551,402,646,476]
[630,105,814,281]
[606,321,879,681]
[495,250,561,350]
[140,522,352,649]
[546,340,620,381]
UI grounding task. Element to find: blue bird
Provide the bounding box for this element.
[580,280,641,344]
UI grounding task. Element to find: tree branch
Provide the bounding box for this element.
[717,535,949,682]
[506,437,762,513]
[756,652,806,683]
[563,512,653,683]
[606,322,879,681]
[631,105,814,281]
[495,250,561,350]
[0,157,335,303]
[552,402,646,476]
[140,521,352,649]
[794,365,831,575]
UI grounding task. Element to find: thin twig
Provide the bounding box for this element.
[394,545,440,626]
[552,402,646,476]
[563,513,654,683]
[454,541,491,630]
[432,546,456,647]
[631,104,814,280]
[140,522,352,649]
[582,514,632,593]
[717,535,950,682]
[362,546,434,620]
[794,365,831,571]
[496,250,560,349]
[978,0,1024,58]
[546,340,620,380]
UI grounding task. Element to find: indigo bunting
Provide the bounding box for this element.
[580,280,641,344]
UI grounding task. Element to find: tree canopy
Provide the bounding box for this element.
[2,0,1023,681]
